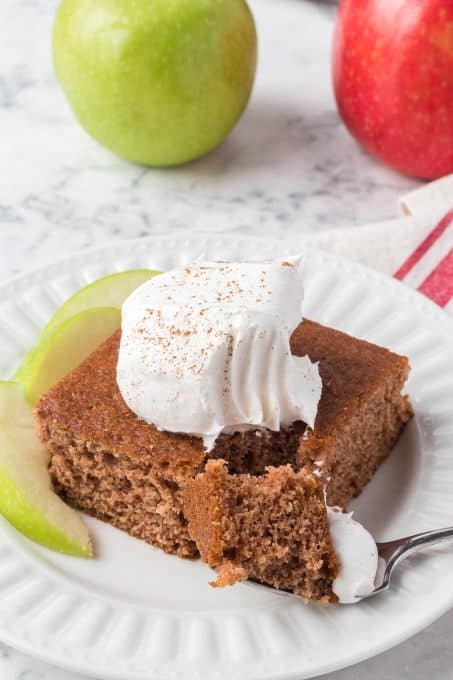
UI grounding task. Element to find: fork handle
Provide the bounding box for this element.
[375,527,453,592]
[377,527,453,560]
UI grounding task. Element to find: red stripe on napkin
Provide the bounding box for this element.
[394,208,453,281]
[417,249,453,307]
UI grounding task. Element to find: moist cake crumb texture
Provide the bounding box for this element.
[183,460,339,603]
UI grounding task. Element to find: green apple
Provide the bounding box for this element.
[0,381,91,556]
[15,307,121,406]
[52,0,257,166]
[42,269,158,336]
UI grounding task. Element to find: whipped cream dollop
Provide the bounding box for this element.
[327,509,378,603]
[116,257,322,449]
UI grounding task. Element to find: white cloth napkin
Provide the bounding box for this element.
[304,174,453,315]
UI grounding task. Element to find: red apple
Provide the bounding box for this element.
[332,0,453,179]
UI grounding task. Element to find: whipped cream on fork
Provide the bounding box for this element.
[328,508,378,603]
[116,257,322,450]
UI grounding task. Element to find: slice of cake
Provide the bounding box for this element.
[35,320,412,559]
[183,460,340,603]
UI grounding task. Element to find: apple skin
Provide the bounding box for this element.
[42,269,159,336]
[0,454,92,557]
[0,381,92,557]
[15,307,121,406]
[332,0,453,179]
[53,0,257,166]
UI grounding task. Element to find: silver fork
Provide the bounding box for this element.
[245,527,453,600]
[371,526,453,596]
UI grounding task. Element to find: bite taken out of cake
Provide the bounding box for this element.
[183,459,378,604]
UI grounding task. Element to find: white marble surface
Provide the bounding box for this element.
[1,0,451,678]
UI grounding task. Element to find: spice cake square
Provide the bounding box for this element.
[35,319,412,559]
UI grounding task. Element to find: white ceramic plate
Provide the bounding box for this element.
[0,234,453,680]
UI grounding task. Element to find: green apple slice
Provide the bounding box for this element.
[0,381,91,556]
[42,269,159,336]
[15,306,121,406]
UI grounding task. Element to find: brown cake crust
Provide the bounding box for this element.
[291,321,413,506]
[35,320,412,558]
[183,460,339,603]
